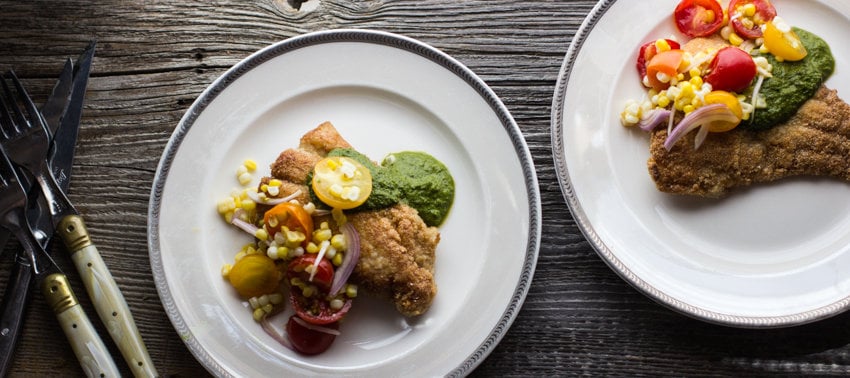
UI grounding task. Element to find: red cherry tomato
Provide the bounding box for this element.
[287,255,334,292]
[289,289,352,325]
[728,0,777,39]
[636,39,681,79]
[704,47,757,93]
[286,315,337,355]
[645,49,684,91]
[674,0,724,37]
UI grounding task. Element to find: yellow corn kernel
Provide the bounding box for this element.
[689,76,703,87]
[254,228,269,241]
[729,32,744,46]
[306,242,319,254]
[345,284,358,298]
[220,264,232,278]
[654,39,670,52]
[238,172,252,185]
[241,199,256,212]
[243,159,258,171]
[302,286,315,298]
[676,73,685,81]
[332,252,343,266]
[234,250,247,262]
[656,96,671,108]
[269,179,283,187]
[314,228,333,243]
[742,3,756,17]
[331,234,346,251]
[252,308,265,322]
[683,104,695,114]
[268,293,284,305]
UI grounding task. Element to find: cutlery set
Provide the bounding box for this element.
[0,42,156,377]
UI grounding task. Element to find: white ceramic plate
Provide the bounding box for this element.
[149,30,540,376]
[553,0,850,327]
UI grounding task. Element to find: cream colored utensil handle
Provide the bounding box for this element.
[58,215,158,378]
[42,273,121,378]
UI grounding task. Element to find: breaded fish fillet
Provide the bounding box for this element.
[268,121,439,316]
[648,86,850,197]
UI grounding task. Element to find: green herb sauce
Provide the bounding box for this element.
[743,27,834,130]
[311,148,455,227]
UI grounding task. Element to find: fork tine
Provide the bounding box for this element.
[7,70,44,131]
[0,75,15,139]
[0,73,25,136]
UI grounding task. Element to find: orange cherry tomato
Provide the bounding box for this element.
[263,202,314,243]
[646,49,684,91]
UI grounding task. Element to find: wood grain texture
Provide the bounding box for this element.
[1,0,850,376]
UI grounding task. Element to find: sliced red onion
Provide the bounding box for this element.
[637,108,672,132]
[291,315,341,336]
[330,222,361,296]
[246,188,302,206]
[260,308,294,350]
[663,104,739,151]
[230,208,259,236]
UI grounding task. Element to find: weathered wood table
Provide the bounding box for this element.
[2,0,850,376]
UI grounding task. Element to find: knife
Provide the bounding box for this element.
[49,41,159,378]
[0,57,75,376]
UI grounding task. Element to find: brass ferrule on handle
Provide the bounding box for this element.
[40,273,78,314]
[58,215,92,252]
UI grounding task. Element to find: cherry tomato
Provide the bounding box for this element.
[312,156,372,210]
[674,0,724,38]
[763,19,807,61]
[728,0,777,39]
[287,255,334,292]
[636,39,681,79]
[703,47,756,93]
[645,49,684,91]
[228,254,283,298]
[703,91,743,132]
[286,315,338,355]
[289,289,352,325]
[263,202,313,243]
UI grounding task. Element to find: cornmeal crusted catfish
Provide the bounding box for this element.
[268,121,438,316]
[648,86,850,197]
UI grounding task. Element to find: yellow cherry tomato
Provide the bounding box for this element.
[228,254,282,298]
[763,20,807,61]
[704,90,743,132]
[312,156,372,210]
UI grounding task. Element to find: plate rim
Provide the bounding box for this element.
[148,28,541,376]
[550,0,850,328]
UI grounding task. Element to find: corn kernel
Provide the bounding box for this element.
[241,199,256,212]
[234,251,247,262]
[249,297,260,309]
[345,284,358,298]
[330,299,344,310]
[252,308,265,322]
[729,32,743,46]
[332,252,343,266]
[655,39,670,52]
[268,293,284,304]
[656,96,671,108]
[331,234,346,251]
[243,159,257,171]
[261,304,273,314]
[302,286,315,298]
[238,172,252,185]
[314,228,333,242]
[255,228,269,241]
[683,104,695,114]
[306,242,319,254]
[221,264,232,278]
[742,3,755,17]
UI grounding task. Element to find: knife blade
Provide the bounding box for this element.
[48,41,159,377]
[0,57,76,376]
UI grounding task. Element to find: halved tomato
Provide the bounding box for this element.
[763,18,807,61]
[289,289,352,325]
[728,0,777,39]
[263,202,313,243]
[287,255,334,292]
[636,39,681,79]
[674,0,724,38]
[645,49,684,91]
[312,156,372,210]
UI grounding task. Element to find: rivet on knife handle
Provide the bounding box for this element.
[58,215,159,377]
[41,273,121,378]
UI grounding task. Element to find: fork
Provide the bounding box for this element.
[0,141,120,377]
[0,71,158,377]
